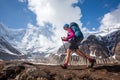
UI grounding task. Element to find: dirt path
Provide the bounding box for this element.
[0,61,120,80]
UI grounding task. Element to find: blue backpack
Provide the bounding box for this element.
[70,22,84,41]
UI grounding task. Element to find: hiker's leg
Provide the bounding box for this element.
[75,49,89,59]
[64,49,72,65]
[64,39,75,65]
[75,49,96,68]
[75,49,94,62]
[61,49,72,69]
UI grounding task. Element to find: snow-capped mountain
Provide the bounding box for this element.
[0,23,60,59]
[0,24,26,50]
[0,24,25,42]
[0,23,120,61]
[0,35,26,60]
[21,24,60,54]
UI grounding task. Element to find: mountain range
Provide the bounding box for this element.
[0,23,120,62]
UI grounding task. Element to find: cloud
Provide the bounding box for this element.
[92,27,96,31]
[27,0,82,28]
[99,4,120,31]
[18,0,27,3]
[79,0,85,4]
[104,4,109,8]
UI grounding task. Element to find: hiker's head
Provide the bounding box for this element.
[63,24,69,30]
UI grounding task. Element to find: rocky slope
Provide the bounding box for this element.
[114,41,120,61]
[0,61,120,80]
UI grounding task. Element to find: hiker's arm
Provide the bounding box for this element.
[67,29,75,40]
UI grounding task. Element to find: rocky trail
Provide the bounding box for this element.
[0,61,120,80]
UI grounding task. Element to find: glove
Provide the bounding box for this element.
[61,37,68,41]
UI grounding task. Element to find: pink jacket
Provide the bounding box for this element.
[64,28,75,41]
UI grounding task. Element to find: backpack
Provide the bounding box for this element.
[70,22,84,41]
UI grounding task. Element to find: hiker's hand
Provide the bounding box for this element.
[61,37,66,40]
[61,37,68,41]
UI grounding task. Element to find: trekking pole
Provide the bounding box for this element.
[61,37,67,64]
[61,37,67,51]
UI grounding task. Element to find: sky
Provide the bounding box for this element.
[78,0,120,30]
[0,0,120,31]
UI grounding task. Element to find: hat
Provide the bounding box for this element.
[63,24,69,28]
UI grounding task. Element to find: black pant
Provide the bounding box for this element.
[69,39,80,50]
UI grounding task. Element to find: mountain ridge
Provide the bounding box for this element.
[0,23,120,62]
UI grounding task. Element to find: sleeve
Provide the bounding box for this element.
[67,28,75,40]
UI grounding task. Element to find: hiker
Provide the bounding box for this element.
[61,22,96,69]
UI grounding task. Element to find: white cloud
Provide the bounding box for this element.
[18,0,27,3]
[27,0,82,28]
[92,27,96,30]
[99,4,120,31]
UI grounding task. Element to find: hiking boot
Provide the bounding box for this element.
[60,63,68,69]
[88,58,96,68]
